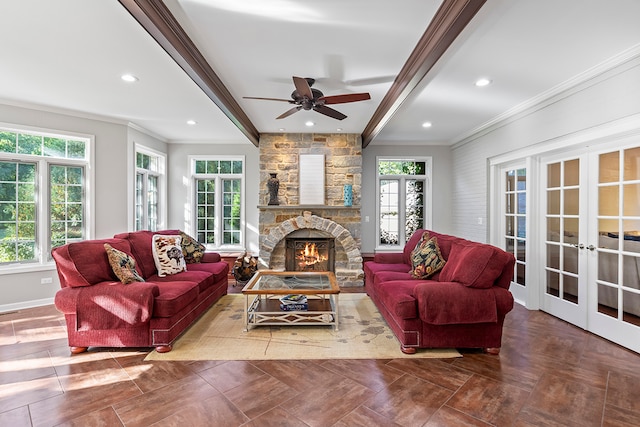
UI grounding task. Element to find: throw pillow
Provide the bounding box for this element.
[180,231,205,264]
[410,233,446,279]
[152,234,187,277]
[104,243,145,284]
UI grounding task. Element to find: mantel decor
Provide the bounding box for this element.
[267,173,280,205]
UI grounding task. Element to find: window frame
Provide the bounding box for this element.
[0,123,94,274]
[190,155,245,251]
[134,145,166,231]
[375,156,432,251]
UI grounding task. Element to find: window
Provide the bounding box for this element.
[504,167,527,286]
[0,127,90,267]
[376,157,431,248]
[192,157,244,249]
[135,148,165,231]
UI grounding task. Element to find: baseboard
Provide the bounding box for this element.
[0,297,55,314]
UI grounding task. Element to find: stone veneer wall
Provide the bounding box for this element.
[258,133,363,287]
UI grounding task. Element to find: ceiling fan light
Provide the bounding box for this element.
[187,120,197,125]
[305,121,315,127]
[422,121,432,128]
[475,78,492,87]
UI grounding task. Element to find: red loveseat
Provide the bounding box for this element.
[364,229,515,354]
[52,230,228,354]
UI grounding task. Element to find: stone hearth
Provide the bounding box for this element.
[258,133,364,287]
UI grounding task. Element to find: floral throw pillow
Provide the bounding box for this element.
[180,231,205,264]
[152,235,187,277]
[410,232,446,279]
[104,243,145,284]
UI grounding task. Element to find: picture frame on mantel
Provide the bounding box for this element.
[299,154,325,205]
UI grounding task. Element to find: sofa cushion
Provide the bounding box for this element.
[410,233,446,279]
[186,261,229,285]
[152,234,187,277]
[402,228,427,265]
[377,281,419,319]
[439,241,505,288]
[151,280,200,318]
[52,238,133,287]
[414,281,498,325]
[147,269,214,294]
[104,243,145,284]
[114,229,180,278]
[180,231,205,264]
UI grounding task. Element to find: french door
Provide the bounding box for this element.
[541,143,640,352]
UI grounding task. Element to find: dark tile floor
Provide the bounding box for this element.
[1,284,640,426]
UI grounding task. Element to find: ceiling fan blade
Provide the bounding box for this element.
[243,96,293,103]
[293,76,313,99]
[319,93,371,105]
[276,106,302,119]
[313,105,347,120]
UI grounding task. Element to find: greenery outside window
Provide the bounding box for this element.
[135,148,165,231]
[0,128,89,267]
[376,157,431,248]
[192,157,244,249]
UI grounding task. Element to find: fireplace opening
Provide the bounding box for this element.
[285,238,335,272]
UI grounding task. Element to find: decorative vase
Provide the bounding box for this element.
[343,184,353,207]
[267,173,280,205]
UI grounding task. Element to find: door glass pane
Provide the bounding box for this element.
[599,186,618,216]
[598,251,618,283]
[547,190,560,215]
[623,220,640,253]
[564,218,579,242]
[598,284,618,318]
[622,290,640,326]
[547,244,560,269]
[547,271,560,297]
[623,255,640,290]
[563,275,578,303]
[564,246,578,275]
[548,162,561,187]
[379,179,399,245]
[623,183,640,216]
[564,188,579,215]
[624,147,640,180]
[505,216,514,236]
[565,159,580,186]
[547,217,560,241]
[599,151,619,183]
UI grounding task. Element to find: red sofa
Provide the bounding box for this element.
[52,230,228,354]
[364,229,515,354]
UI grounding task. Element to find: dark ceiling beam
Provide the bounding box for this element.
[361,0,486,148]
[118,0,260,146]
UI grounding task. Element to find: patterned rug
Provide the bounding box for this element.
[145,293,461,361]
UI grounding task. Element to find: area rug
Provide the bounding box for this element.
[145,293,461,361]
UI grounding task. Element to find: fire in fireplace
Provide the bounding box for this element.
[285,238,335,272]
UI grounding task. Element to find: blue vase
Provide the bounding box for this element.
[343,184,353,207]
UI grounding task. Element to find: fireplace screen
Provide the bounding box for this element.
[285,238,335,272]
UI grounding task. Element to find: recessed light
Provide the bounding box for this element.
[187,120,197,125]
[475,78,492,87]
[121,74,138,83]
[278,128,285,132]
[422,122,432,128]
[305,121,315,127]
[336,128,343,132]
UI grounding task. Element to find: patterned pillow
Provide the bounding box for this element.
[104,243,145,284]
[180,231,205,264]
[410,232,446,279]
[152,235,187,277]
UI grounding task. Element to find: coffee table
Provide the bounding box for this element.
[241,270,340,331]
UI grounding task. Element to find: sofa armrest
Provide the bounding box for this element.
[55,281,159,330]
[201,252,222,263]
[373,252,404,263]
[414,281,503,325]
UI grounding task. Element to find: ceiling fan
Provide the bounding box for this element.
[243,76,371,120]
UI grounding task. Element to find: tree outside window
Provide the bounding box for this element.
[377,158,430,248]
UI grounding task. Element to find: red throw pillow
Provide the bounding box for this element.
[439,242,503,288]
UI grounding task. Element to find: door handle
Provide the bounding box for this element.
[571,243,585,249]
[587,244,596,251]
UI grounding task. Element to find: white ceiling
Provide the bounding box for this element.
[1,0,639,147]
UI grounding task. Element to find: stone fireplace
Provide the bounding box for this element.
[258,133,364,287]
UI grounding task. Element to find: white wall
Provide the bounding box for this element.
[451,56,640,243]
[360,144,453,253]
[167,142,261,256]
[0,103,139,310]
